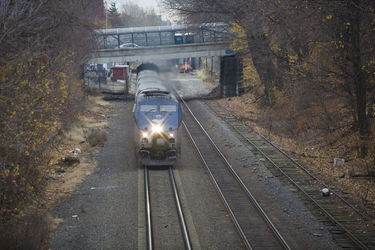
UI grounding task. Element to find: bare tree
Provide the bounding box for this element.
[316,0,375,157]
[160,0,282,105]
[119,1,166,27]
[161,0,375,158]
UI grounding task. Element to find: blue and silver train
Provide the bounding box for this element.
[133,63,182,166]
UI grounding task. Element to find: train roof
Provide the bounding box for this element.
[137,63,159,75]
[139,89,170,96]
[135,62,176,101]
[136,88,176,103]
[137,79,166,90]
[137,71,159,81]
[136,80,173,100]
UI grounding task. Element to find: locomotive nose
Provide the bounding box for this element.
[156,137,166,146]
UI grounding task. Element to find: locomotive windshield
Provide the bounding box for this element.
[160,105,177,112]
[140,105,157,112]
[140,104,177,112]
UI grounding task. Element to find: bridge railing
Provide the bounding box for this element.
[95,23,233,49]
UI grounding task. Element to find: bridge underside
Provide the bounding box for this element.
[88,41,243,98]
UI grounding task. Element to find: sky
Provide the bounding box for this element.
[106,0,170,20]
[128,0,159,9]
[108,0,160,11]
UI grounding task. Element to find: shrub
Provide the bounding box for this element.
[86,129,107,147]
[84,86,102,97]
[57,156,80,167]
[0,210,50,250]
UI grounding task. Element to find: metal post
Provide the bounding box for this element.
[125,74,129,94]
[104,35,107,49]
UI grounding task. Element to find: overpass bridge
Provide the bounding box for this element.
[89,23,234,64]
[87,24,242,97]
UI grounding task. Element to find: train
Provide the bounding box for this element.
[133,63,182,166]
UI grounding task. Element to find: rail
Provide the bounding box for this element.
[202,98,372,250]
[144,166,192,250]
[176,89,291,250]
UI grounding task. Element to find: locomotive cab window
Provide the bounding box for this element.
[140,105,157,112]
[160,105,177,112]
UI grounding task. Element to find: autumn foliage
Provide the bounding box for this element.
[0,0,102,222]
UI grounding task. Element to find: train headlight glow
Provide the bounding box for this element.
[152,124,162,133]
[169,132,175,143]
[141,131,149,143]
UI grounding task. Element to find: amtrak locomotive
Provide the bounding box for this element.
[133,63,182,166]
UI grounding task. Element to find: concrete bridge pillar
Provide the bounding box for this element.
[220,55,243,98]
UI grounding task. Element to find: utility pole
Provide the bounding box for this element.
[104,1,108,29]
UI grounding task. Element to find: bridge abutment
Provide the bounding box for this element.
[220,55,243,98]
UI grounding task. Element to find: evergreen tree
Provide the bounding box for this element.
[108,2,123,27]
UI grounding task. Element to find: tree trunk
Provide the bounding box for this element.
[246,34,277,106]
[350,0,369,157]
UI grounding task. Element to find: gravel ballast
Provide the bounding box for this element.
[50,73,341,249]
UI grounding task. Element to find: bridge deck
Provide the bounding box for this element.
[90,41,234,64]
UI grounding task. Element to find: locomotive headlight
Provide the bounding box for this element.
[170,138,175,143]
[152,124,162,133]
[169,133,175,143]
[141,131,149,143]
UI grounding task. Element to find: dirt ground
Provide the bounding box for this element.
[44,96,113,231]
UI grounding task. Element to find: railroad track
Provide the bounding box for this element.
[176,92,291,249]
[201,98,375,250]
[144,166,192,250]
